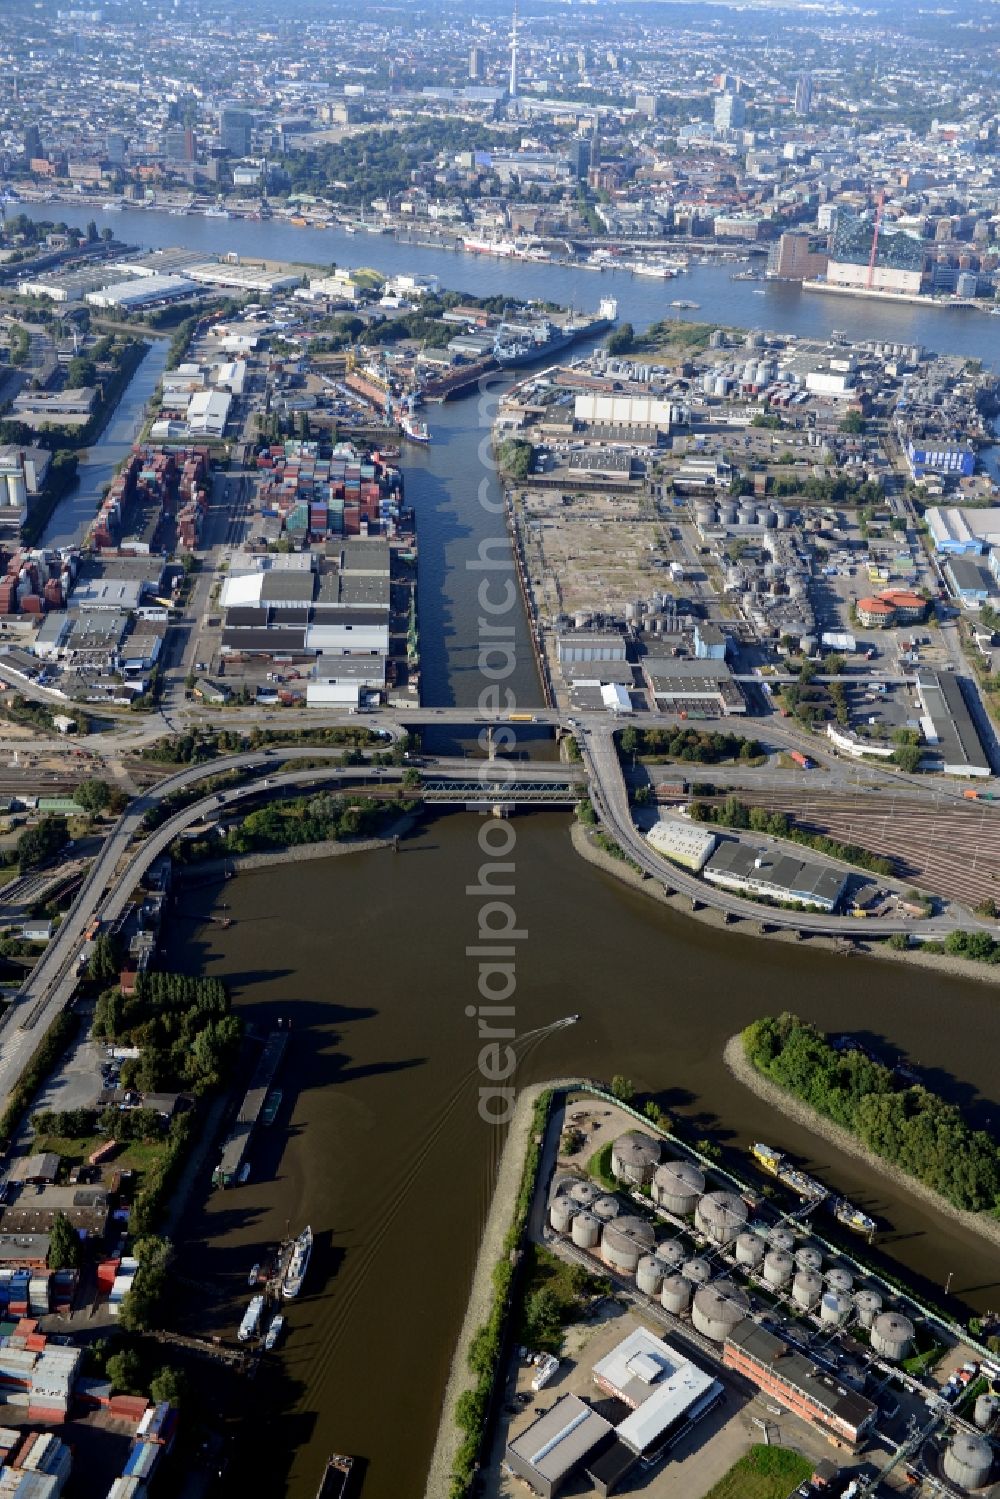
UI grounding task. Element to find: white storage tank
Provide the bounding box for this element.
[943,1431,993,1491]
[567,1180,599,1211]
[820,1290,852,1326]
[571,1211,601,1250]
[735,1231,765,1269]
[854,1289,882,1328]
[611,1130,662,1186]
[768,1227,795,1254]
[654,1240,686,1271]
[974,1393,1000,1429]
[681,1256,712,1285]
[792,1270,823,1309]
[721,500,739,526]
[652,1160,705,1216]
[550,1197,576,1235]
[692,1280,750,1342]
[713,375,730,398]
[826,1266,853,1296]
[763,1250,794,1289]
[601,1216,655,1276]
[871,1312,914,1361]
[592,1195,621,1224]
[794,1245,823,1274]
[636,1255,664,1298]
[695,1191,747,1246]
[660,1273,692,1314]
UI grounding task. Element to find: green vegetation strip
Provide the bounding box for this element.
[0,1010,76,1148]
[743,1014,1000,1213]
[703,1445,812,1499]
[449,1088,552,1499]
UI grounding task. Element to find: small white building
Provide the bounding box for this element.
[186,389,232,437]
[645,818,717,872]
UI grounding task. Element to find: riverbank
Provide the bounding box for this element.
[568,820,1000,985]
[421,1081,557,1499]
[723,1033,1000,1253]
[175,815,415,882]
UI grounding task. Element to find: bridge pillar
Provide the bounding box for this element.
[486,724,496,762]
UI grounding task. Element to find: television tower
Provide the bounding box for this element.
[509,0,519,99]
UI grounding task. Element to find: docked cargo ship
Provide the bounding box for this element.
[400,412,431,444]
[750,1143,827,1203]
[316,1455,354,1499]
[493,300,618,369]
[462,236,519,258]
[282,1226,313,1299]
[238,1294,264,1342]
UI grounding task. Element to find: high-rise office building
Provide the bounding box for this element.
[635,92,661,121]
[794,72,814,116]
[105,131,127,165]
[566,137,590,179]
[23,124,43,163]
[164,126,195,162]
[469,45,483,81]
[219,106,253,157]
[714,92,746,132]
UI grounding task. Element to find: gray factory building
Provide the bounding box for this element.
[703,841,847,912]
[504,1393,614,1498]
[642,658,746,717]
[915,670,991,778]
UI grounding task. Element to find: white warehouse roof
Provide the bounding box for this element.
[187,389,232,435]
[645,818,717,872]
[86,274,197,309]
[593,1326,720,1457]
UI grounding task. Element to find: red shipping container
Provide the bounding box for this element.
[97,1260,120,1291]
[110,1395,149,1421]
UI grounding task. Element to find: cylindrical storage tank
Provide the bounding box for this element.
[695,1191,747,1246]
[592,1195,621,1224]
[567,1180,599,1210]
[7,472,27,509]
[871,1312,914,1361]
[768,1227,794,1254]
[743,361,757,382]
[762,508,779,529]
[692,1280,750,1342]
[701,371,716,394]
[763,1250,794,1289]
[573,611,592,630]
[825,1266,853,1296]
[654,1240,686,1271]
[550,1197,576,1234]
[794,1245,823,1274]
[571,1211,601,1250]
[974,1393,999,1429]
[681,1256,712,1286]
[611,1131,662,1186]
[694,502,716,529]
[775,506,790,529]
[737,504,756,526]
[854,1289,882,1328]
[943,1431,993,1491]
[660,1273,692,1314]
[735,1231,765,1269]
[820,1290,852,1326]
[792,1270,823,1309]
[721,500,739,525]
[713,375,730,398]
[636,1255,664,1298]
[601,1216,655,1276]
[652,1160,704,1216]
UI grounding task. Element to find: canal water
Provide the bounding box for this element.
[24,202,1000,1495]
[41,337,169,549]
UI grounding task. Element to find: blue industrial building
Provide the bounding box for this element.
[906,440,975,480]
[694,622,729,660]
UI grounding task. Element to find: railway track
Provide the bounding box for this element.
[697,788,1000,909]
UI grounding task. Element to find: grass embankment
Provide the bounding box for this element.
[704,1445,812,1499]
[587,1140,617,1192]
[449,1089,553,1499]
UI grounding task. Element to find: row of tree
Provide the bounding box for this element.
[743,1014,1000,1212]
[620,726,763,764]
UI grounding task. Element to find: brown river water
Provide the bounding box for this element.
[170,812,1000,1499]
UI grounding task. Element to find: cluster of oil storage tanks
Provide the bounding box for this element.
[693,497,792,533]
[551,1131,923,1362]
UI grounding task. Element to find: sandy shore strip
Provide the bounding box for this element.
[723,1033,1000,1253]
[422,1080,559,1499]
[569,821,1000,986]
